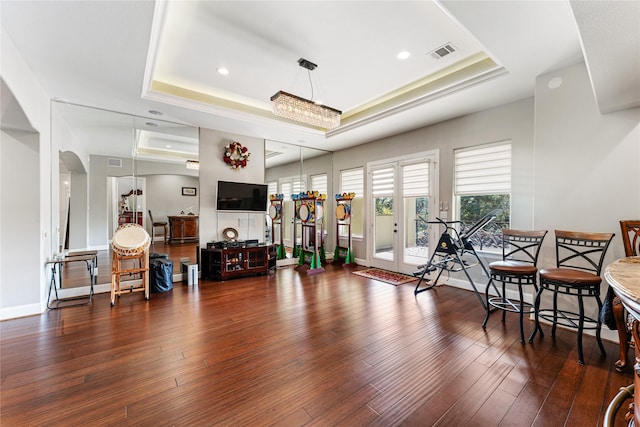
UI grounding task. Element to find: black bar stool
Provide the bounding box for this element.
[482,229,547,343]
[528,230,615,365]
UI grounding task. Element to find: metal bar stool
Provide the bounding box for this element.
[528,230,615,365]
[482,229,547,343]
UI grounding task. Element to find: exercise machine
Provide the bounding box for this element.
[413,210,502,310]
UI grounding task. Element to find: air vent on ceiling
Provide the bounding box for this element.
[430,43,456,60]
[265,150,282,159]
[107,158,122,167]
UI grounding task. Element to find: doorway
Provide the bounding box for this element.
[110,176,146,239]
[368,151,438,275]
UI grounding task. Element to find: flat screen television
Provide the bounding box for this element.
[216,180,268,212]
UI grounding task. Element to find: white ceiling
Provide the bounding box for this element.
[1,1,638,156]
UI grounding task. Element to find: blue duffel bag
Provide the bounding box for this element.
[150,259,173,293]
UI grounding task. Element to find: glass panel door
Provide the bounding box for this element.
[401,162,430,267]
[368,152,438,275]
[370,166,397,272]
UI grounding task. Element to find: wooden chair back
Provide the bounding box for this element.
[620,220,640,257]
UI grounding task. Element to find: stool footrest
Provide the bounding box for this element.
[488,297,535,314]
[537,309,600,330]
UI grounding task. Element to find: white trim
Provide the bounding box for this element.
[365,149,439,274]
[0,303,43,321]
[141,0,169,98]
[326,66,508,138]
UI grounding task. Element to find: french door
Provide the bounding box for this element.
[368,152,438,275]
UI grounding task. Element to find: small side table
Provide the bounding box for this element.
[46,252,97,309]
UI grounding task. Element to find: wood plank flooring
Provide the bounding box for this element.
[1,263,633,426]
[61,241,199,288]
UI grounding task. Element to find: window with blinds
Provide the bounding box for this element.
[293,176,304,194]
[280,181,292,201]
[310,174,327,195]
[340,167,363,196]
[279,175,305,199]
[454,141,511,195]
[371,167,394,196]
[402,162,429,197]
[339,167,364,237]
[267,181,278,196]
[454,140,511,252]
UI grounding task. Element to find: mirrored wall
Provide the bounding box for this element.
[50,101,335,285]
[51,101,199,286]
[264,140,333,260]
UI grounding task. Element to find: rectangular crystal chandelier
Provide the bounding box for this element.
[271,91,341,130]
[185,160,199,170]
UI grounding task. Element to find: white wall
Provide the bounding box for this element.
[1,131,40,310]
[145,174,199,236]
[68,171,88,250]
[533,61,640,341]
[534,62,640,260]
[1,27,52,319]
[199,129,265,244]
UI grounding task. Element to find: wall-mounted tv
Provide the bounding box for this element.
[216,180,268,212]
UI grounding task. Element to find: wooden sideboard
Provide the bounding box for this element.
[118,211,143,226]
[168,215,199,243]
[201,244,276,281]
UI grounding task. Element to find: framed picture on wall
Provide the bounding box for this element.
[182,187,197,196]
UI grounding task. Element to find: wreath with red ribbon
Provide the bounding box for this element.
[223,141,250,169]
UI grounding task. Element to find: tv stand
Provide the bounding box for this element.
[201,244,276,281]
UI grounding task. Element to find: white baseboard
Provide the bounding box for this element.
[0,302,42,321]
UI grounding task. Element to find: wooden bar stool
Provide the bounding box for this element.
[111,223,151,306]
[529,230,614,365]
[482,229,547,343]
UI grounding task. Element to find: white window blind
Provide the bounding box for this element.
[267,181,278,196]
[280,181,292,200]
[454,141,511,195]
[402,162,429,197]
[340,168,363,196]
[371,167,394,196]
[310,174,327,195]
[292,176,304,195]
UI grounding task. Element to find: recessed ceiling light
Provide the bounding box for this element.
[217,67,229,75]
[145,122,158,127]
[148,110,163,115]
[548,77,563,89]
[397,51,411,60]
[166,145,172,148]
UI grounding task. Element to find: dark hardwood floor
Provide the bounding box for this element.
[61,241,200,288]
[1,263,633,426]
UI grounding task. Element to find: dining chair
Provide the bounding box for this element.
[148,210,168,243]
[529,229,615,365]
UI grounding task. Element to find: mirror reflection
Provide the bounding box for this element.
[264,140,332,263]
[51,102,199,288]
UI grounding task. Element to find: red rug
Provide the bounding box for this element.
[352,268,417,286]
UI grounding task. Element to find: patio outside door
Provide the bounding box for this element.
[368,153,437,275]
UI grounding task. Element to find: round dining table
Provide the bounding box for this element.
[604,256,640,425]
